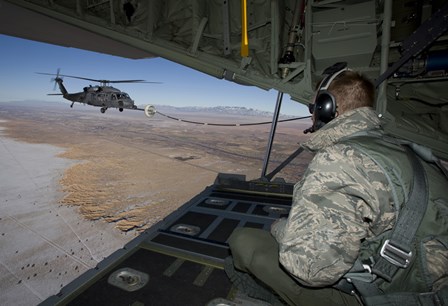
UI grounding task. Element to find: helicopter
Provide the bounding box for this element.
[37,69,159,117]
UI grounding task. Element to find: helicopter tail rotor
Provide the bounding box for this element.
[50,69,68,96]
[37,69,64,91]
[52,68,62,91]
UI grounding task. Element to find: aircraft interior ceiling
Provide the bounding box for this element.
[0,0,447,158]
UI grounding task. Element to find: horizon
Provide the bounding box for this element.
[0,99,313,120]
[0,34,309,117]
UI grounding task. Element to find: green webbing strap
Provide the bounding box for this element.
[371,146,428,281]
[346,146,429,301]
[337,134,448,304]
[364,289,448,306]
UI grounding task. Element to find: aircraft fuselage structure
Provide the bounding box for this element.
[0,1,447,305]
[1,0,446,157]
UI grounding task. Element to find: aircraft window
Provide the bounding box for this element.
[112,94,117,100]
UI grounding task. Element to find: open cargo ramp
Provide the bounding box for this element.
[41,174,294,306]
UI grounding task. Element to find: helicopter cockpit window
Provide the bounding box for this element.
[111,94,117,100]
[117,93,130,99]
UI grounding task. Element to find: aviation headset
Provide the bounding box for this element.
[307,62,351,132]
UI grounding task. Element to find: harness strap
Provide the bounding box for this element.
[335,133,448,305]
[336,146,428,298]
[363,289,448,306]
[371,146,428,281]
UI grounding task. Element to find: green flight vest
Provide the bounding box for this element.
[337,134,448,306]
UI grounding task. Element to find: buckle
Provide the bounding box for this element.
[362,264,372,274]
[380,239,412,268]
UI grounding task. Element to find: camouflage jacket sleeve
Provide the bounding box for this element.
[271,144,389,287]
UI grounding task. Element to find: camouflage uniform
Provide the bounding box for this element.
[229,106,391,305]
[271,106,395,287]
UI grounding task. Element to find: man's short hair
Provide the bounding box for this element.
[328,71,375,114]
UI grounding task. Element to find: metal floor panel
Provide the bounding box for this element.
[67,248,232,306]
[41,174,293,305]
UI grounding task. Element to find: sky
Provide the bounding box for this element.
[0,34,309,116]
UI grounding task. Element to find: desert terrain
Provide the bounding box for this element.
[1,101,313,232]
[0,100,313,305]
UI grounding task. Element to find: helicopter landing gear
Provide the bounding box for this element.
[119,108,124,112]
[70,102,74,108]
[100,107,107,113]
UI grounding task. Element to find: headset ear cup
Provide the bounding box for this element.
[311,64,348,130]
[314,91,336,123]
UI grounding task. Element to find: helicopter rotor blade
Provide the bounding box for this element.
[36,72,57,76]
[56,74,100,83]
[106,80,162,84]
[36,71,163,85]
[36,72,100,83]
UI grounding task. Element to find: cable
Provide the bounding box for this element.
[155,111,311,126]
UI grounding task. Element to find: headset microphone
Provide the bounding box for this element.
[303,121,325,134]
[303,126,314,134]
